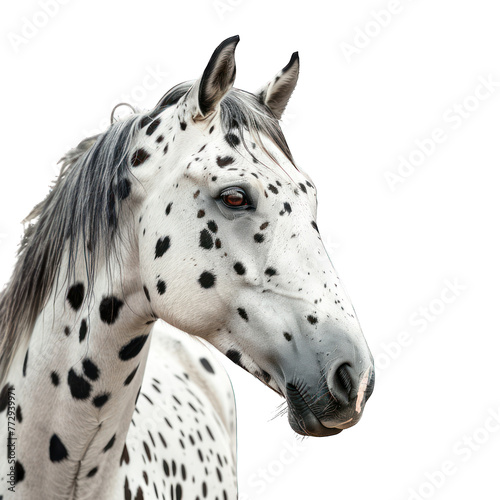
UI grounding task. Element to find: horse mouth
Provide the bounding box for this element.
[288,409,344,437]
[285,382,348,437]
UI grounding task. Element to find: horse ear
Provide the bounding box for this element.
[256,52,299,120]
[190,35,240,119]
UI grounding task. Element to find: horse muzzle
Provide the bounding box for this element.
[285,366,375,437]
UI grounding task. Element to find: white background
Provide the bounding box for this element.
[2,1,500,499]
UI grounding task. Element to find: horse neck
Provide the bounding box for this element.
[4,216,156,498]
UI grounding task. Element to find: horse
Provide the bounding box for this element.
[0,35,375,499]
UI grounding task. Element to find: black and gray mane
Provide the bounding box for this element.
[0,82,294,383]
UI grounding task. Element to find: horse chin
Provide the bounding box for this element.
[287,406,344,437]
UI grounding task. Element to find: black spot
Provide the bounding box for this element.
[215,238,221,249]
[211,176,217,181]
[197,209,205,218]
[124,477,132,500]
[283,202,292,214]
[260,222,269,230]
[299,183,307,193]
[50,434,68,462]
[180,121,187,131]
[209,125,215,134]
[16,404,22,423]
[67,283,84,311]
[121,444,130,466]
[163,143,169,154]
[117,178,131,200]
[233,262,246,275]
[124,365,139,385]
[158,432,167,448]
[99,296,124,325]
[51,371,60,386]
[207,220,218,233]
[307,315,318,325]
[22,349,28,377]
[13,460,25,484]
[226,349,243,368]
[199,229,214,250]
[261,370,271,384]
[254,233,265,243]
[119,335,149,361]
[216,156,234,167]
[155,236,171,258]
[225,133,240,147]
[103,434,116,452]
[237,308,248,321]
[143,441,152,461]
[176,484,183,500]
[79,319,88,343]
[268,184,278,194]
[157,280,167,295]
[283,332,292,341]
[64,326,71,336]
[165,202,173,216]
[146,118,161,136]
[68,369,91,399]
[198,272,216,289]
[82,359,99,381]
[143,286,151,302]
[265,267,277,277]
[163,459,170,477]
[93,393,109,408]
[206,425,215,441]
[311,221,319,232]
[200,358,215,374]
[0,384,12,413]
[156,135,164,143]
[87,467,98,477]
[130,148,150,167]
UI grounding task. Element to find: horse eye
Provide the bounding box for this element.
[220,188,250,209]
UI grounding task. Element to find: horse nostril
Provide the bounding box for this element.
[337,363,352,394]
[331,363,354,404]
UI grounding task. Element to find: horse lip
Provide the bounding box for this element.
[288,410,344,437]
[286,382,343,437]
[321,417,356,430]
